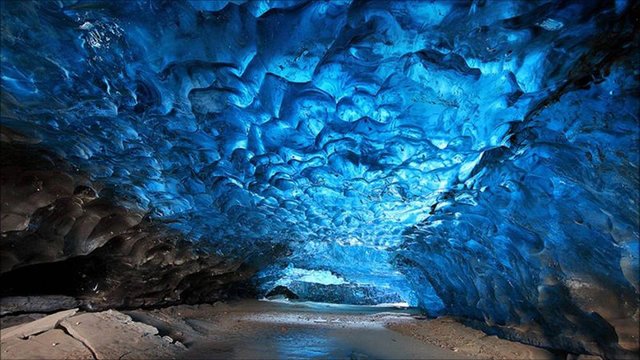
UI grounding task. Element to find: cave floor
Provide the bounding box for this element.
[1,299,560,360]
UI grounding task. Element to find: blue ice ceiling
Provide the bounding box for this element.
[1,0,639,350]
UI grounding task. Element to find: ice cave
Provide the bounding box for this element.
[0,0,638,359]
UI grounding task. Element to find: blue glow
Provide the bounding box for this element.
[1,0,638,353]
[277,265,348,286]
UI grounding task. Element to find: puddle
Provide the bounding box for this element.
[181,301,469,359]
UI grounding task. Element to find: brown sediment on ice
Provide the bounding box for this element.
[386,315,559,360]
[1,308,186,360]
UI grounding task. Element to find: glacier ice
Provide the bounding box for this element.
[1,0,638,356]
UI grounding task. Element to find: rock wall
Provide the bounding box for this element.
[0,134,255,312]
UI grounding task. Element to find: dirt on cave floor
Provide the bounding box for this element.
[0,299,582,360]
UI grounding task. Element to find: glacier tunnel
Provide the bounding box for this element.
[0,0,638,358]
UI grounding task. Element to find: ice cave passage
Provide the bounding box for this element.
[0,0,638,359]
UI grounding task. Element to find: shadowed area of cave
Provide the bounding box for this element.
[0,0,638,359]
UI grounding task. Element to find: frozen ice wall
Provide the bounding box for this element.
[1,0,638,355]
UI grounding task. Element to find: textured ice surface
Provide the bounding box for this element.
[1,0,639,354]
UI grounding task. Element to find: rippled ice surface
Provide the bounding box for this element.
[1,0,638,353]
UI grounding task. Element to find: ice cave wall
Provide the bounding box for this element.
[396,52,640,355]
[1,0,638,357]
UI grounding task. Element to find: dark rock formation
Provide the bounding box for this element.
[0,296,81,316]
[0,133,255,313]
[265,285,299,300]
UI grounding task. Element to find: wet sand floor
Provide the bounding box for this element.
[185,323,471,359]
[1,299,556,359]
[173,301,471,359]
[123,300,555,359]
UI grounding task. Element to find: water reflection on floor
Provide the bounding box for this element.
[183,304,469,360]
[233,327,337,359]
